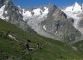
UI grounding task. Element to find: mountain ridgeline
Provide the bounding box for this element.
[0,0,83,43]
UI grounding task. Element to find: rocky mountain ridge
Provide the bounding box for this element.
[0,0,83,43]
[0,0,36,33]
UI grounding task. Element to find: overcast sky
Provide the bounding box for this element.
[12,0,83,7]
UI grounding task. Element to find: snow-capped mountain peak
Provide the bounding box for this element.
[63,2,82,13]
[73,2,82,12]
[74,2,79,6]
[62,2,83,34]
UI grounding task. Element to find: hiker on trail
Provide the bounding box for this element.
[36,42,42,49]
[36,42,40,49]
[25,39,31,49]
[25,41,29,50]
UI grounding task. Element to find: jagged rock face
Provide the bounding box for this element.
[42,6,82,43]
[0,0,10,7]
[79,19,83,27]
[47,5,67,20]
[0,0,36,33]
[77,19,83,34]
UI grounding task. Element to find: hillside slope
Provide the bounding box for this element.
[0,19,83,60]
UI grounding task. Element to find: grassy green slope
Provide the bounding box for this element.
[0,19,83,60]
[73,40,83,57]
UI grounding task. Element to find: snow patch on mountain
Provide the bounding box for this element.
[5,11,8,14]
[43,25,46,30]
[26,7,49,33]
[22,9,32,20]
[0,5,5,19]
[43,7,49,14]
[32,8,42,16]
[22,7,49,21]
[38,7,49,19]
